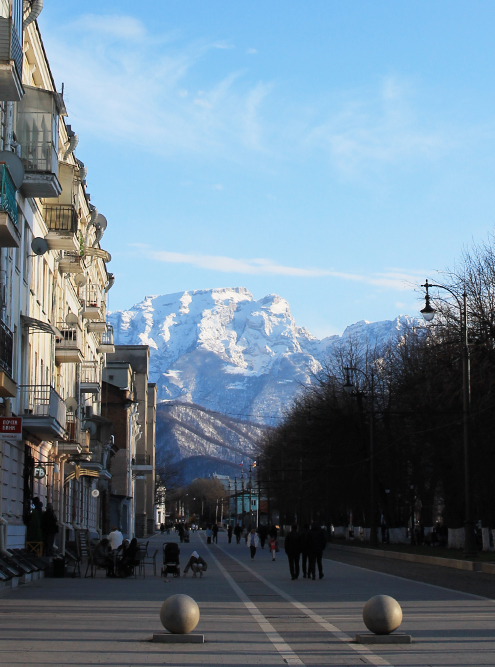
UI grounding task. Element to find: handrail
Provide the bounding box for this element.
[0,165,17,226]
[0,318,13,377]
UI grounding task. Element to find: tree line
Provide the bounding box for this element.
[256,235,495,531]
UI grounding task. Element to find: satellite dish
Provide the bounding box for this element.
[65,397,78,412]
[95,214,107,231]
[0,151,25,189]
[82,420,97,436]
[31,237,48,256]
[91,488,99,498]
[74,274,86,286]
[65,312,78,325]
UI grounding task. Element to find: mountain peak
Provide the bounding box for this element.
[109,289,419,422]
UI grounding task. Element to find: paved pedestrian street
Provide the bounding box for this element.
[1,531,494,666]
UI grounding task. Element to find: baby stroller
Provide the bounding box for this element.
[161,542,180,578]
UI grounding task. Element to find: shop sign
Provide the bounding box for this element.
[33,466,46,479]
[0,417,22,440]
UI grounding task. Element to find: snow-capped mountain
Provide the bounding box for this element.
[108,287,418,480]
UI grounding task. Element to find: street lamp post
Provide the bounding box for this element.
[421,279,476,556]
[344,366,377,546]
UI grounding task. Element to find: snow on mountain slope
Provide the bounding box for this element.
[108,287,418,480]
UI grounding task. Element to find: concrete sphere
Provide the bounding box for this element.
[362,595,402,635]
[160,594,200,634]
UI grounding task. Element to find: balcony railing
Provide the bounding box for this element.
[133,455,151,466]
[56,323,82,349]
[0,319,13,378]
[0,165,17,226]
[44,205,78,234]
[66,411,79,442]
[80,284,101,308]
[80,362,100,385]
[101,325,113,346]
[20,385,66,430]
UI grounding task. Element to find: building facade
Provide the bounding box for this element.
[0,2,156,555]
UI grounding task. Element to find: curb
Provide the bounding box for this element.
[325,543,487,571]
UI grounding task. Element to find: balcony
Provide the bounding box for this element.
[80,284,101,320]
[20,385,66,440]
[58,252,84,274]
[55,323,83,365]
[0,1,23,101]
[43,205,79,252]
[132,454,153,475]
[0,164,19,247]
[97,325,115,354]
[86,321,107,334]
[16,85,65,198]
[80,362,100,394]
[0,319,14,397]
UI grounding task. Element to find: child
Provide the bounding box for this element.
[269,536,277,561]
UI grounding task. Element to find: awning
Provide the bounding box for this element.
[21,315,61,336]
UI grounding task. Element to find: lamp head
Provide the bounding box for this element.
[343,367,355,394]
[421,279,436,322]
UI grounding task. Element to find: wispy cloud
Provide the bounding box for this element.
[135,246,423,289]
[306,77,448,176]
[246,48,258,55]
[44,14,454,175]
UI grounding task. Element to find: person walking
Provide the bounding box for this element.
[41,503,58,556]
[301,524,310,578]
[284,523,302,580]
[206,525,213,544]
[269,535,277,561]
[227,525,233,543]
[307,521,327,580]
[247,528,259,560]
[212,523,219,544]
[234,524,242,544]
[258,524,268,549]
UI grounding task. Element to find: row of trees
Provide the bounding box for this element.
[257,236,495,531]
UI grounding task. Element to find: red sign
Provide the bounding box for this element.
[0,417,22,440]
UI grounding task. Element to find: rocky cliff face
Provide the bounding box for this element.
[109,287,417,481]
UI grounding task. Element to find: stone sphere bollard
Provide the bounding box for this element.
[160,594,200,635]
[362,595,402,635]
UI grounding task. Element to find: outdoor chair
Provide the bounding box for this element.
[142,548,158,576]
[135,551,146,578]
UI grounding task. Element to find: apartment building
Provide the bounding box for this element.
[102,346,156,539]
[0,2,156,555]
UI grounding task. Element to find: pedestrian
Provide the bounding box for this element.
[183,551,208,577]
[269,535,277,561]
[284,523,302,580]
[228,525,233,543]
[212,523,219,544]
[307,521,327,580]
[247,528,259,560]
[258,524,268,549]
[160,523,165,534]
[269,524,278,540]
[234,524,242,544]
[206,525,212,544]
[301,524,310,578]
[41,503,58,556]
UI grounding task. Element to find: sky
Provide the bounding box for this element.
[39,1,495,338]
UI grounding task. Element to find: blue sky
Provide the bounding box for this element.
[40,1,495,337]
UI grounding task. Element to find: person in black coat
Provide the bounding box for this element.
[307,522,327,580]
[258,524,268,549]
[300,524,310,578]
[212,523,219,544]
[227,525,233,543]
[234,524,242,544]
[284,523,302,580]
